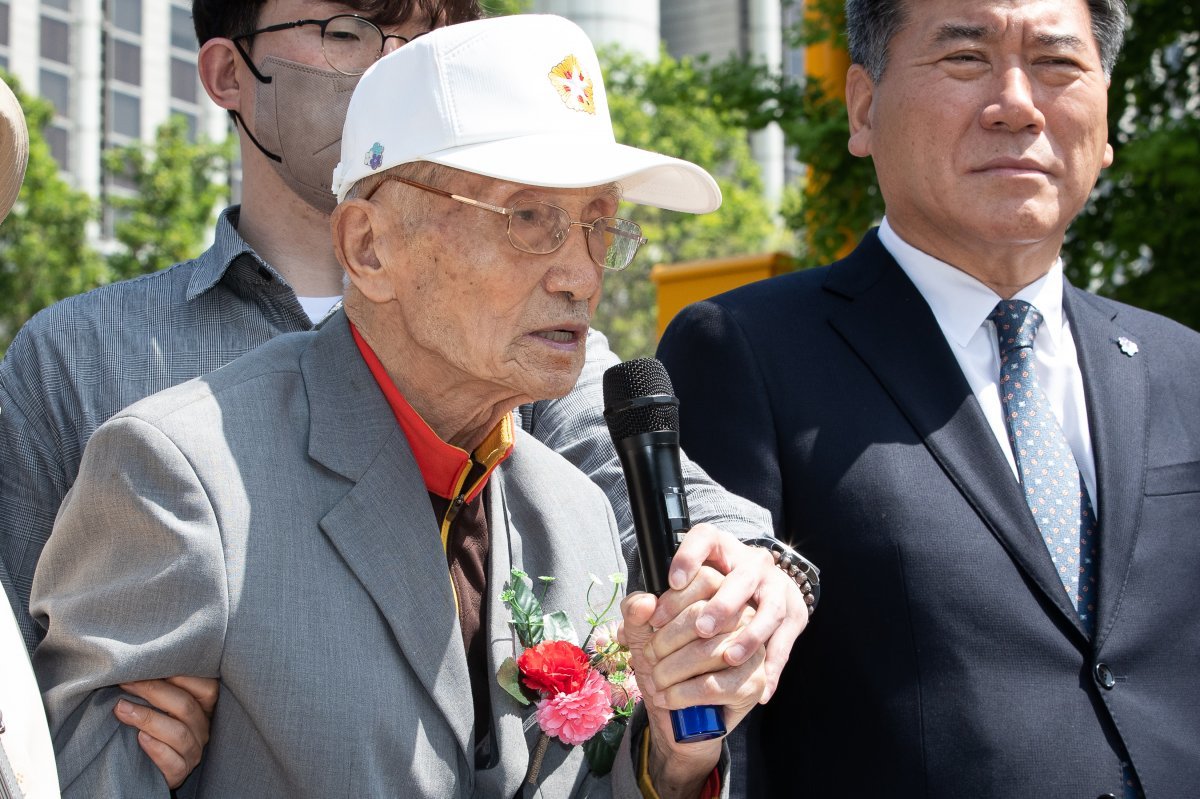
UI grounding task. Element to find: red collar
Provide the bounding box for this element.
[351,323,513,502]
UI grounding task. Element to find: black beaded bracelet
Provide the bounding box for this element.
[744,537,821,616]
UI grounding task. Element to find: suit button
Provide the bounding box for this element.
[1094,662,1116,689]
[1098,794,1117,799]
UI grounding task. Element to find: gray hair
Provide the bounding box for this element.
[343,161,451,204]
[844,0,1128,82]
[342,161,463,236]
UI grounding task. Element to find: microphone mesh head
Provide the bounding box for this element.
[602,358,680,441]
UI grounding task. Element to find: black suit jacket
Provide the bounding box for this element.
[657,230,1200,797]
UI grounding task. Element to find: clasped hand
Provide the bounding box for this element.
[619,563,768,799]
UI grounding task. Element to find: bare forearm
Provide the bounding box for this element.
[647,734,722,799]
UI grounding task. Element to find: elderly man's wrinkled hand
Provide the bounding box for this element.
[651,523,806,701]
[619,566,768,797]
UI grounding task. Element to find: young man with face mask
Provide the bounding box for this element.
[2,0,813,791]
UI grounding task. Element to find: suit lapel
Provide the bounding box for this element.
[825,233,1086,637]
[478,456,577,797]
[1063,287,1148,647]
[480,473,533,798]
[304,313,475,765]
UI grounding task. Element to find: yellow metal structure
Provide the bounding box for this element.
[650,252,795,337]
[803,37,849,99]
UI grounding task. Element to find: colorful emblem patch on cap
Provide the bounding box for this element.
[364,142,384,171]
[548,55,595,115]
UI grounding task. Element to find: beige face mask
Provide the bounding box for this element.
[241,56,360,214]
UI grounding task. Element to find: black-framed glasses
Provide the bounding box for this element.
[366,176,649,272]
[232,14,411,78]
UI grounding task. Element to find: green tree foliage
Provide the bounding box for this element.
[0,74,105,349]
[104,116,232,282]
[0,73,230,354]
[480,0,530,16]
[706,69,876,265]
[1064,0,1200,328]
[597,48,777,360]
[775,0,880,263]
[690,0,879,266]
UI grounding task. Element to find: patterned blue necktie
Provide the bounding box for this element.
[990,300,1098,634]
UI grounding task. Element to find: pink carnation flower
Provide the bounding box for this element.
[535,669,614,745]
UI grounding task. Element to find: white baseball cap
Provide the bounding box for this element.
[331,14,721,214]
[0,79,29,224]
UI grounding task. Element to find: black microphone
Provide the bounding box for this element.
[602,357,726,743]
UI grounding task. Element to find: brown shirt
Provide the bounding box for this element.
[429,484,491,757]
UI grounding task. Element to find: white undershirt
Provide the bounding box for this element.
[298,295,342,325]
[879,218,1098,508]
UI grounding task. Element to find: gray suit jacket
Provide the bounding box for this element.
[32,313,690,798]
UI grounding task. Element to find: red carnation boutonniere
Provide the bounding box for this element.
[498,569,640,778]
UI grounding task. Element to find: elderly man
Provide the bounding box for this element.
[1,0,805,725]
[659,0,1200,796]
[33,16,766,798]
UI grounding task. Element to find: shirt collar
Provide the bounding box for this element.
[350,322,514,502]
[879,217,1066,349]
[185,206,286,301]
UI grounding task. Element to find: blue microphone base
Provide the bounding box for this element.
[670,705,726,743]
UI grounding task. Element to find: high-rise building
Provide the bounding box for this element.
[659,0,742,60]
[0,0,228,239]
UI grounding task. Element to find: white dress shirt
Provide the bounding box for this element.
[878,218,1098,508]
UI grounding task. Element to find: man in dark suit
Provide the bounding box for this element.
[658,0,1200,795]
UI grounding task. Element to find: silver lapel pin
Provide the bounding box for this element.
[1116,336,1139,357]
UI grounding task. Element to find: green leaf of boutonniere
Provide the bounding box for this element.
[541,610,579,645]
[496,656,530,706]
[581,717,629,776]
[503,569,544,648]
